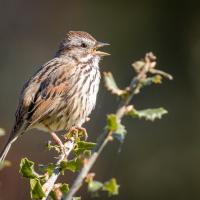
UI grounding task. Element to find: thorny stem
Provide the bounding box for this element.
[64,52,172,200]
[42,137,75,200]
[41,52,172,200]
[64,77,138,200]
[43,71,137,200]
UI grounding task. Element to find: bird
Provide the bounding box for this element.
[0,31,110,162]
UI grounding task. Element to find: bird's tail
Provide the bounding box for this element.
[0,135,18,163]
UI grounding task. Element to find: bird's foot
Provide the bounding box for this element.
[47,131,67,158]
[68,126,88,141]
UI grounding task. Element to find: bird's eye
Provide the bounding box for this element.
[81,43,87,48]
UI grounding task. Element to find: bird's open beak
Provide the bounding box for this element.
[93,41,110,56]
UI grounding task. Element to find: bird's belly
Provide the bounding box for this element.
[36,91,99,133]
[36,68,100,133]
[36,115,70,132]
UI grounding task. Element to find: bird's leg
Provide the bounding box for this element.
[69,126,88,141]
[48,131,64,148]
[45,126,67,158]
[49,131,68,158]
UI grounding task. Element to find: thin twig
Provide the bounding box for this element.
[64,78,139,200]
[64,52,170,200]
[42,137,75,200]
[41,52,171,200]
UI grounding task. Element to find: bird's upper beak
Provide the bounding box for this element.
[93,41,110,56]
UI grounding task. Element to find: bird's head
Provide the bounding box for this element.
[57,31,110,62]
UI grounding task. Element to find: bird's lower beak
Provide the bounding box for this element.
[93,41,110,56]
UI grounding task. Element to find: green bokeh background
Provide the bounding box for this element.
[0,0,200,199]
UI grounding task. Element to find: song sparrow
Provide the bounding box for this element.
[0,31,109,162]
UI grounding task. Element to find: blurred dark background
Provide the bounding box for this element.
[0,0,200,199]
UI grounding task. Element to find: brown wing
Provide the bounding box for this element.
[28,82,68,126]
[13,58,73,133]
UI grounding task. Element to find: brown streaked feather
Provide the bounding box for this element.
[16,59,60,112]
[68,31,96,42]
[0,30,106,163]
[14,58,73,132]
[28,84,68,126]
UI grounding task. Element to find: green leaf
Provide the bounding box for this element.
[77,141,96,149]
[20,158,39,179]
[30,178,45,199]
[143,75,163,86]
[152,75,162,84]
[49,190,57,200]
[74,141,96,156]
[60,183,69,195]
[106,114,126,142]
[113,122,126,142]
[50,183,69,200]
[60,159,81,173]
[38,163,56,176]
[103,178,119,196]
[83,150,92,157]
[47,141,60,153]
[88,180,103,193]
[0,128,5,137]
[104,72,126,96]
[106,114,118,132]
[128,107,168,121]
